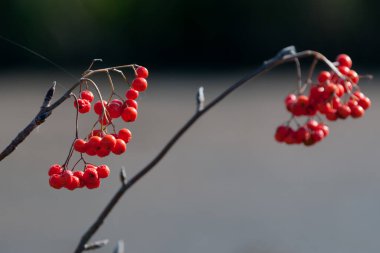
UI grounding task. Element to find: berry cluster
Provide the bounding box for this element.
[275,54,371,146]
[48,164,110,190]
[49,65,149,190]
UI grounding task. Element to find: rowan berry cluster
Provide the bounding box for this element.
[275,54,371,146]
[49,164,110,190]
[49,64,149,190]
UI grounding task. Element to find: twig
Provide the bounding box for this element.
[73,46,342,253]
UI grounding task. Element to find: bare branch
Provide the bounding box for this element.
[73,46,344,253]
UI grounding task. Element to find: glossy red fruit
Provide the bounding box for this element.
[121,107,138,122]
[337,105,351,119]
[126,89,139,100]
[94,100,108,115]
[107,99,123,118]
[326,111,338,121]
[97,147,111,157]
[48,164,63,176]
[86,179,101,189]
[318,71,331,83]
[338,66,350,76]
[60,170,74,186]
[83,167,99,184]
[319,124,329,137]
[336,54,352,68]
[74,99,91,113]
[101,135,117,150]
[118,128,132,143]
[274,126,289,142]
[311,129,324,142]
[112,139,127,155]
[131,78,148,92]
[65,176,80,190]
[136,66,149,78]
[80,90,94,102]
[97,165,110,178]
[348,70,359,84]
[125,99,138,109]
[49,174,64,189]
[294,127,309,143]
[74,139,87,153]
[307,119,319,130]
[351,105,365,118]
[86,136,102,156]
[358,97,371,110]
[73,171,85,188]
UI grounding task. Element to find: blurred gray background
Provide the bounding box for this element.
[0,1,380,253]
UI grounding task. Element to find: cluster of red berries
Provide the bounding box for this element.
[48,164,110,190]
[275,54,371,146]
[49,65,149,190]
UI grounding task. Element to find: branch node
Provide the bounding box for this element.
[84,239,109,251]
[264,45,297,65]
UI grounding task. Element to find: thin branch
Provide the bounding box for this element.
[73,47,342,253]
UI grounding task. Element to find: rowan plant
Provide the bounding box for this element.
[0,46,373,253]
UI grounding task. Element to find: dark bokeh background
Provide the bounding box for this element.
[1,1,380,253]
[0,0,379,69]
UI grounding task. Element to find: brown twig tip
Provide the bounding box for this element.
[120,167,128,185]
[84,239,109,251]
[41,82,56,108]
[113,240,125,253]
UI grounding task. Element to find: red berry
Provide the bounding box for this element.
[318,71,331,83]
[80,90,94,102]
[307,119,319,130]
[337,104,351,119]
[348,70,359,84]
[83,167,99,184]
[131,78,148,92]
[118,128,132,143]
[294,127,309,143]
[311,129,324,142]
[358,97,371,110]
[126,89,139,100]
[74,139,87,153]
[49,174,64,189]
[60,170,74,186]
[86,179,101,189]
[94,100,108,115]
[136,66,149,78]
[121,107,138,122]
[338,66,350,76]
[74,99,91,113]
[336,54,352,68]
[107,99,123,118]
[65,176,80,190]
[101,135,117,150]
[97,165,110,178]
[86,136,101,156]
[351,105,365,118]
[97,147,111,157]
[326,111,338,121]
[48,164,63,176]
[112,139,127,155]
[125,99,138,110]
[73,171,85,188]
[274,125,289,142]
